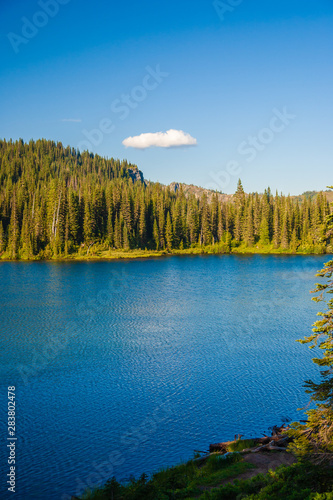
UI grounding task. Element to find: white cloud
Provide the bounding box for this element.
[122,129,197,149]
[61,118,82,122]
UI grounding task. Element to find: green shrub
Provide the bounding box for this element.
[227,439,256,452]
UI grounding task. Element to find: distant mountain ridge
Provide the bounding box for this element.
[168,181,333,204]
[168,182,232,203]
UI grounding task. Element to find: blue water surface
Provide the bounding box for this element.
[0,255,329,499]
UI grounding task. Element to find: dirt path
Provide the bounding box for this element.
[197,450,296,496]
[223,451,296,485]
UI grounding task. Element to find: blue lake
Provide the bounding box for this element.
[0,255,329,499]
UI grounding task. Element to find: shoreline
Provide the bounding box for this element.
[0,247,331,263]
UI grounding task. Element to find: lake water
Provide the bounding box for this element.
[0,255,329,499]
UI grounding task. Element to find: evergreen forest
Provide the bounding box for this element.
[0,138,332,260]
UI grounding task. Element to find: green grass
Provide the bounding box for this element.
[78,455,333,500]
[192,457,254,488]
[197,461,333,500]
[72,248,167,260]
[227,439,256,452]
[1,241,331,261]
[79,453,253,500]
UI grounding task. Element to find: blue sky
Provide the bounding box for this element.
[0,0,332,194]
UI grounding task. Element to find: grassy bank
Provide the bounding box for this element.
[79,452,253,500]
[78,451,333,500]
[0,241,331,261]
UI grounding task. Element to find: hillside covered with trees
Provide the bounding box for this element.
[0,139,332,260]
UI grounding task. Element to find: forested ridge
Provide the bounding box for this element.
[0,138,332,260]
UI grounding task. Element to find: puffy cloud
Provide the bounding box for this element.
[122,129,197,149]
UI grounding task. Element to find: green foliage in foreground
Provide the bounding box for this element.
[79,457,333,500]
[288,199,333,463]
[80,453,252,499]
[200,462,333,500]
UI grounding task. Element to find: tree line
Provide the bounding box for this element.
[0,139,331,259]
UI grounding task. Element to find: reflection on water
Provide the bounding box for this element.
[0,255,327,499]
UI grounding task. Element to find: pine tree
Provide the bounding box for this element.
[259,217,270,245]
[153,218,159,250]
[235,179,245,207]
[157,197,165,249]
[234,180,245,243]
[289,251,333,461]
[211,194,218,243]
[187,199,198,245]
[253,193,261,239]
[244,201,254,247]
[201,197,211,245]
[0,220,5,253]
[139,196,146,248]
[290,228,298,253]
[301,199,311,244]
[224,203,233,236]
[281,210,290,249]
[273,195,281,248]
[20,203,33,257]
[8,192,20,258]
[122,224,130,250]
[217,207,224,243]
[107,208,114,246]
[68,191,80,244]
[64,214,70,255]
[234,208,242,242]
[83,197,94,242]
[180,196,188,247]
[121,190,132,234]
[34,202,47,254]
[165,211,173,251]
[172,199,183,248]
[114,214,122,249]
[311,197,324,246]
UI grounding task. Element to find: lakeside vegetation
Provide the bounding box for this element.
[79,458,333,499]
[1,139,332,261]
[79,452,254,499]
